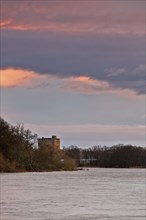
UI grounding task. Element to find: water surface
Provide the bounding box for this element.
[1,168,145,220]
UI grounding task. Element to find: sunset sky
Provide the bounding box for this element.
[1,0,145,147]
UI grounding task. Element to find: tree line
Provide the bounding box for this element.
[64,145,146,168]
[0,118,146,172]
[0,118,75,172]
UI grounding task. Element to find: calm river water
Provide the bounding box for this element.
[0,168,145,220]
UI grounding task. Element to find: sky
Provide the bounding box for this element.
[0,0,145,148]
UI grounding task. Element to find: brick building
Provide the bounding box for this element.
[38,135,60,152]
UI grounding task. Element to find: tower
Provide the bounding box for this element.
[38,135,60,152]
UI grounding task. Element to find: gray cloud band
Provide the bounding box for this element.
[1,30,145,95]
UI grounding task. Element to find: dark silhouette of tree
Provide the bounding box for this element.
[64,144,146,168]
[0,118,76,172]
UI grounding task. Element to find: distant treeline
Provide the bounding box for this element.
[0,118,146,172]
[0,118,75,172]
[64,145,146,168]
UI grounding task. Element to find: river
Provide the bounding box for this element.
[0,168,145,220]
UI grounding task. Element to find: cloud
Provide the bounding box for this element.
[0,19,12,27]
[0,68,55,88]
[106,64,145,77]
[1,27,145,95]
[1,1,145,36]
[105,67,126,77]
[1,67,139,99]
[60,75,138,97]
[1,64,144,98]
[61,76,110,94]
[133,64,146,74]
[105,64,146,95]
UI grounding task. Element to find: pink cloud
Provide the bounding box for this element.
[1,1,145,36]
[61,75,139,98]
[0,68,54,88]
[1,68,140,99]
[61,76,110,94]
